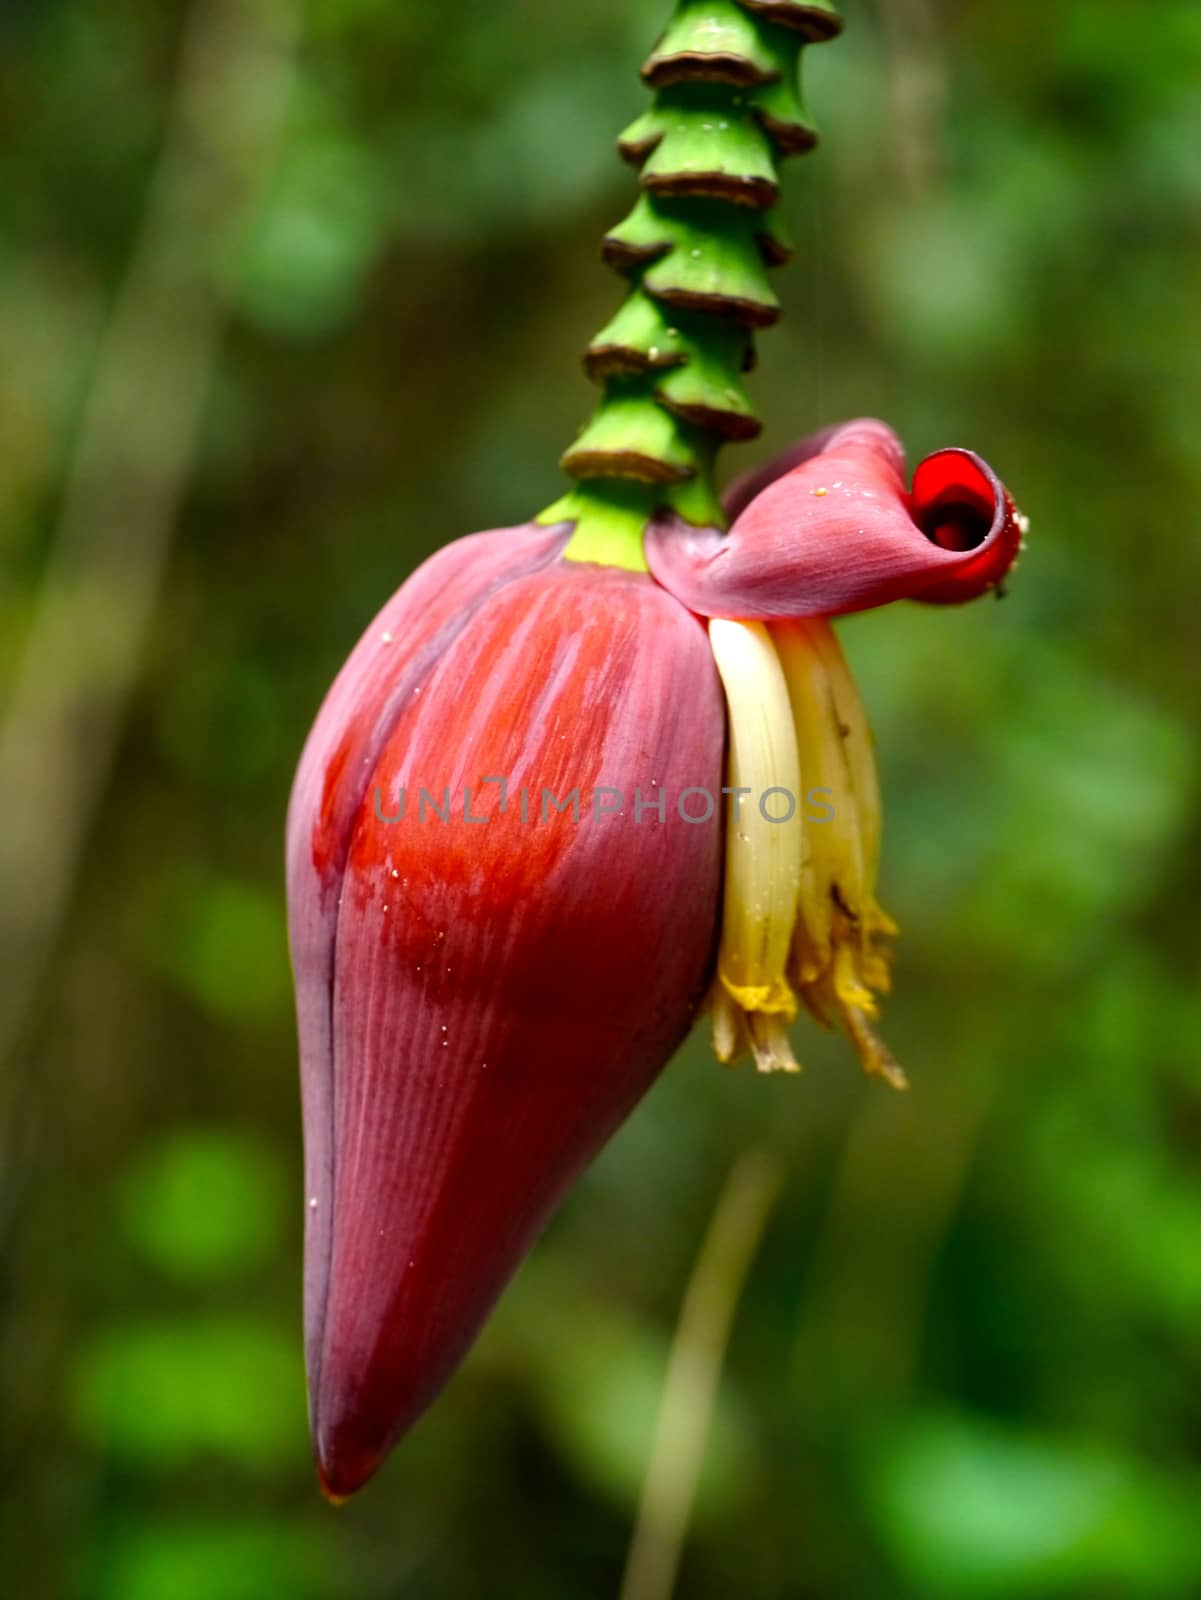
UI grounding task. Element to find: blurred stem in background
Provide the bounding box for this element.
[0,0,296,1227]
[875,0,946,196]
[621,1150,783,1600]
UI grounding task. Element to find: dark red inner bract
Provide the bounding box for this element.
[911,450,997,552]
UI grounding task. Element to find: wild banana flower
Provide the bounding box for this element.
[286,0,1026,1499]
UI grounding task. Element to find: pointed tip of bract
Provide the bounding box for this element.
[315,1439,383,1505]
[312,1398,393,1504]
[317,1471,351,1508]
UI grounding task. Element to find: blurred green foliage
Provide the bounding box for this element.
[2,1,1199,1596]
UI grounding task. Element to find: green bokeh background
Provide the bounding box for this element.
[2,1,1200,1596]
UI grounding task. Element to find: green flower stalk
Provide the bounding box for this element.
[541,0,843,568]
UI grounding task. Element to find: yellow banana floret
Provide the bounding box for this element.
[774,619,904,1088]
[707,619,803,1073]
[706,615,904,1087]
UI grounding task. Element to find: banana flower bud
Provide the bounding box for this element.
[286,418,1023,1496]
